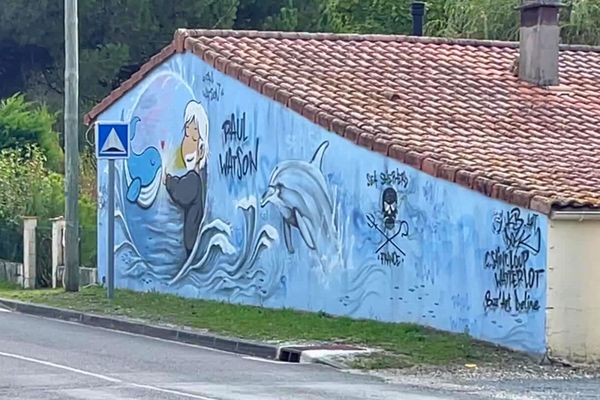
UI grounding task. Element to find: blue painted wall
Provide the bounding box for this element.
[97,53,548,353]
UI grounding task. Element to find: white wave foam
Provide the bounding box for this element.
[236,195,258,209]
[136,167,162,208]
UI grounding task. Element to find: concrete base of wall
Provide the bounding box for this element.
[55,266,97,288]
[0,260,23,286]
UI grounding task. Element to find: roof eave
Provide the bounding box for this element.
[550,209,600,220]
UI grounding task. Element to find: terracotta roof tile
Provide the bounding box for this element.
[85,30,600,213]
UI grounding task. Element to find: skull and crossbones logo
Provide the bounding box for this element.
[366,187,409,254]
[382,187,398,230]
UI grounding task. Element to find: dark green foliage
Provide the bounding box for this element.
[0,98,96,266]
[2,0,599,127]
[424,0,520,41]
[0,224,23,263]
[325,0,600,44]
[0,95,63,171]
[235,0,325,31]
[561,0,600,45]
[325,0,413,34]
[0,0,239,140]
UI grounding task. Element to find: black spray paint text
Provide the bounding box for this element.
[378,250,405,267]
[218,113,259,180]
[483,208,544,315]
[366,168,409,188]
[484,289,541,313]
[202,71,224,103]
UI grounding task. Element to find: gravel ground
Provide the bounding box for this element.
[358,363,600,399]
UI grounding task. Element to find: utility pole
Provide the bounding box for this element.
[64,0,80,292]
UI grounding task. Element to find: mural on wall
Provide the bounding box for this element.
[97,53,548,354]
[107,70,279,301]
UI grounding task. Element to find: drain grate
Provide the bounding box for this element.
[278,348,302,363]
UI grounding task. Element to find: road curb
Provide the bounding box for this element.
[0,298,279,360]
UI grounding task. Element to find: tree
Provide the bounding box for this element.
[0,94,63,171]
[324,0,600,45]
[2,0,600,140]
[561,0,600,45]
[323,0,519,38]
[324,0,410,34]
[0,0,240,127]
[235,0,325,31]
[425,0,519,41]
[0,144,97,267]
[0,146,64,224]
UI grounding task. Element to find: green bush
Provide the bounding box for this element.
[0,145,61,223]
[0,92,97,267]
[0,145,97,266]
[0,94,63,171]
[79,194,97,268]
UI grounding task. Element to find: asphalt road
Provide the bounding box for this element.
[0,308,465,400]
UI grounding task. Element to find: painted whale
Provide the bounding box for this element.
[125,116,163,208]
[261,141,334,254]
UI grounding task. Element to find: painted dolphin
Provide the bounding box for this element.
[125,116,163,208]
[261,141,334,254]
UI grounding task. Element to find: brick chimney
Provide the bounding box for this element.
[518,0,563,86]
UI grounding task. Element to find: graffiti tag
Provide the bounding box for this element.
[366,209,409,267]
[378,250,405,267]
[365,169,411,267]
[202,71,224,103]
[483,208,544,314]
[366,168,409,188]
[218,112,259,180]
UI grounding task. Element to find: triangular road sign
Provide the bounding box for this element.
[96,122,129,159]
[101,128,126,153]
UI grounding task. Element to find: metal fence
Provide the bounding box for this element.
[35,223,52,288]
[0,220,97,288]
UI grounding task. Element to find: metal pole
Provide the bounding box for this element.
[107,159,115,299]
[64,0,80,292]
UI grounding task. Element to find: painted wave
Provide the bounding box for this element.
[114,158,280,301]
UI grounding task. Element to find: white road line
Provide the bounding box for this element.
[0,308,10,313]
[0,351,121,383]
[128,382,218,399]
[242,356,300,365]
[0,351,218,400]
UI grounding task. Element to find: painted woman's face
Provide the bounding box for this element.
[182,117,206,171]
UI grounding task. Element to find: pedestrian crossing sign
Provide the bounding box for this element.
[96,122,130,159]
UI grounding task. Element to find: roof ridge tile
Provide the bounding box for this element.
[176,29,600,52]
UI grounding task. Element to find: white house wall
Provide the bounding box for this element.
[547,218,600,362]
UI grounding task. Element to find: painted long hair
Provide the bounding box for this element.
[183,100,209,170]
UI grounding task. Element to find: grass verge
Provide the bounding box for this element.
[0,284,522,368]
